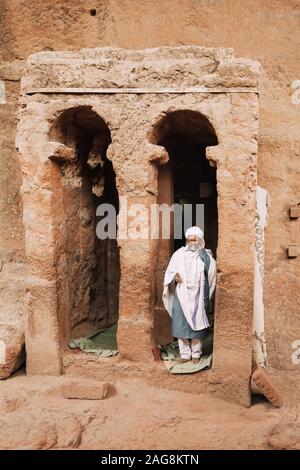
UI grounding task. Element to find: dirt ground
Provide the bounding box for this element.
[0,368,300,451]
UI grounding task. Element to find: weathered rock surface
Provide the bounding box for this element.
[62,377,110,400]
[0,1,299,403]
[0,373,299,450]
[268,423,300,450]
[0,262,26,379]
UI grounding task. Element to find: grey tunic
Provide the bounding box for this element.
[172,290,209,339]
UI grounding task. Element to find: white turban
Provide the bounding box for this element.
[185,226,204,240]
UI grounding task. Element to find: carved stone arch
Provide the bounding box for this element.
[16,46,260,406]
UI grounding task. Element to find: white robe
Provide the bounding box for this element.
[162,246,216,331]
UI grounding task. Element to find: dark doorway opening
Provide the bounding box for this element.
[166,137,218,256]
[149,110,218,344]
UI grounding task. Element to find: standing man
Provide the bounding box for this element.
[162,226,216,364]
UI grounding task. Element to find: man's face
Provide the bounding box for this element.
[186,235,202,251]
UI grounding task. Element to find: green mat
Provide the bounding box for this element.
[160,331,213,374]
[69,322,213,373]
[68,322,118,357]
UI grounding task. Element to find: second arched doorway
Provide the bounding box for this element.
[148,109,218,345]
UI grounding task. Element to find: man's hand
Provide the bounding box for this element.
[175,272,182,284]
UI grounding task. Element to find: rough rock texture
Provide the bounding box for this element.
[0,262,26,379]
[15,46,259,407]
[20,47,258,91]
[62,377,109,400]
[0,0,299,406]
[268,423,300,450]
[251,366,284,408]
[0,56,26,379]
[0,371,300,450]
[48,110,120,342]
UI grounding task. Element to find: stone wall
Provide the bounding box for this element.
[0,1,299,387]
[15,46,259,406]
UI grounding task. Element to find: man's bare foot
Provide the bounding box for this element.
[192,358,201,364]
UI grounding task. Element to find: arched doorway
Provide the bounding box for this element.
[49,106,120,347]
[148,110,218,345]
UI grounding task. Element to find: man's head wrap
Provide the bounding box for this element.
[185,226,204,240]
